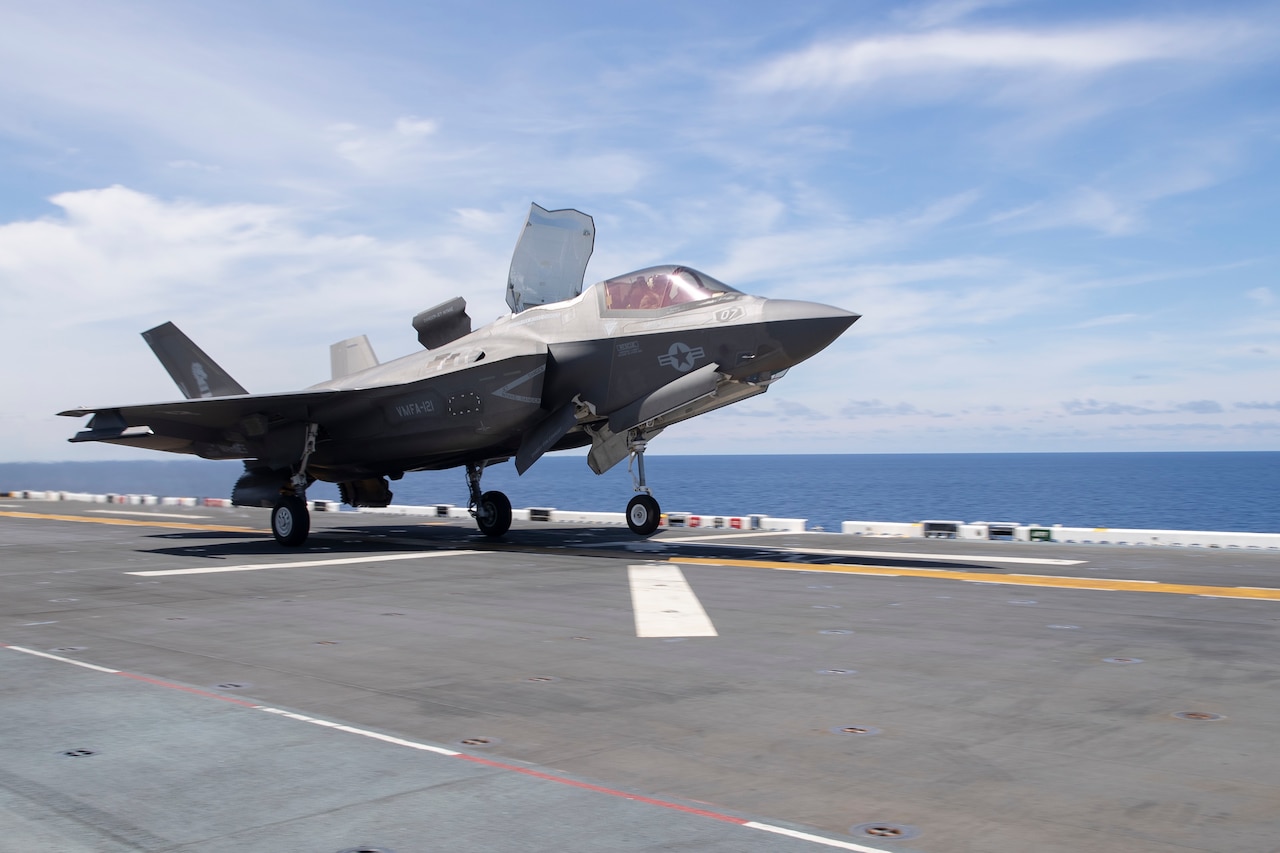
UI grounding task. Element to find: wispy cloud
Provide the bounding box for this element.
[1074,313,1139,329]
[1246,287,1275,306]
[743,22,1257,94]
[895,0,1022,30]
[714,191,980,285]
[1062,399,1226,416]
[1,3,1278,459]
[1175,400,1224,414]
[330,116,440,174]
[1063,399,1164,416]
[842,400,932,418]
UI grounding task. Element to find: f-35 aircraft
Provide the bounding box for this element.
[60,205,858,545]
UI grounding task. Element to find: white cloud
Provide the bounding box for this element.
[1,4,1278,459]
[895,0,1022,30]
[0,4,350,172]
[1074,313,1139,329]
[0,186,524,459]
[331,116,442,174]
[997,187,1139,235]
[1246,286,1275,306]
[714,191,979,285]
[166,159,220,172]
[745,22,1258,93]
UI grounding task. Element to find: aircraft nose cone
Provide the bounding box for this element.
[762,299,860,365]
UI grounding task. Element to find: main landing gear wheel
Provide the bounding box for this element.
[271,495,310,547]
[475,490,512,538]
[627,494,661,536]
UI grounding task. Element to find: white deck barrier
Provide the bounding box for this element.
[841,520,1280,550]
[355,504,808,531]
[3,489,1275,549]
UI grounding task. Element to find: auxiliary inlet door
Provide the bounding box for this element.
[505,203,595,313]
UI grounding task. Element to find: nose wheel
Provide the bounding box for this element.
[626,494,661,536]
[625,434,661,535]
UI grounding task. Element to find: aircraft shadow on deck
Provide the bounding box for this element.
[138,523,1006,572]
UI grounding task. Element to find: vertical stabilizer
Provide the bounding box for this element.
[141,322,249,399]
[330,335,379,379]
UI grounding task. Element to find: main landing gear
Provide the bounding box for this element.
[271,423,318,547]
[467,461,512,538]
[625,435,661,536]
[271,494,310,546]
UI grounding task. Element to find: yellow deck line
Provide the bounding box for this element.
[671,556,1280,601]
[0,510,263,534]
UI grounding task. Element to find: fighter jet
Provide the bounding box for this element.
[59,205,858,545]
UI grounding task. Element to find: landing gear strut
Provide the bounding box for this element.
[467,461,512,538]
[271,423,318,547]
[625,434,661,536]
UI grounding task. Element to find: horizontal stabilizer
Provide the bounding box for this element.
[66,409,156,444]
[331,335,379,379]
[58,387,342,460]
[141,322,248,399]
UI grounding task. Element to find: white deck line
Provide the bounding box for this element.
[128,550,480,576]
[87,509,214,519]
[745,822,895,853]
[794,547,1087,566]
[660,530,814,543]
[6,645,121,673]
[629,564,718,638]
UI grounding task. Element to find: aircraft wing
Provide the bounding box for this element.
[57,389,343,460]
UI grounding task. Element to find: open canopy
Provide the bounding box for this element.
[506,204,596,313]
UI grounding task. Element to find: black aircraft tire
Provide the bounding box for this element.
[626,494,661,536]
[271,496,310,547]
[476,490,512,538]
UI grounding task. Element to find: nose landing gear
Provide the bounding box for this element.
[625,435,661,536]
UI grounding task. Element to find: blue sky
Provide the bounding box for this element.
[1,0,1278,461]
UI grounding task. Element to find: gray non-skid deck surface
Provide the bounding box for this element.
[3,501,1280,853]
[0,653,810,853]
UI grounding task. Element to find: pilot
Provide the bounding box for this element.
[640,274,671,309]
[606,276,642,309]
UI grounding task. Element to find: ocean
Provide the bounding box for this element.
[2,452,1277,534]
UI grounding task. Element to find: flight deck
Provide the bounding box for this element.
[2,500,1279,853]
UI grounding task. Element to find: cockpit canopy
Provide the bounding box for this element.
[599,266,740,311]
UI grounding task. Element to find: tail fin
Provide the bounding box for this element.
[330,335,379,379]
[141,322,248,399]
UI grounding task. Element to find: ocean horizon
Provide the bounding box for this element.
[3,451,1276,534]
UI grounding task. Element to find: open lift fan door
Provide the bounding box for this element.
[506,203,595,313]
